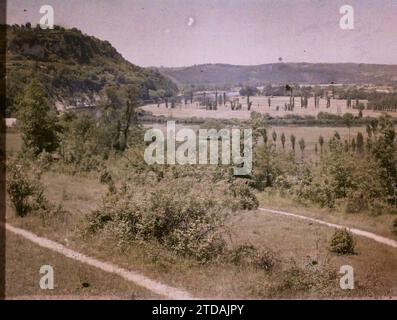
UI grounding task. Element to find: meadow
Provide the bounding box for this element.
[5,80,397,299]
[5,124,397,299]
[6,160,397,299]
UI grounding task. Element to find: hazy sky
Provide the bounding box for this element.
[7,0,397,67]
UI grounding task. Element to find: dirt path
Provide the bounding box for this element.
[5,223,195,300]
[5,208,396,300]
[258,207,397,249]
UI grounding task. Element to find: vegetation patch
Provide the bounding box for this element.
[329,229,355,255]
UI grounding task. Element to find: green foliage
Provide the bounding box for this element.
[295,138,386,210]
[86,167,258,262]
[6,162,46,217]
[228,244,277,272]
[6,25,177,116]
[17,80,60,155]
[356,132,364,154]
[252,145,284,190]
[59,88,144,172]
[370,115,397,203]
[273,264,336,295]
[228,179,259,210]
[249,112,267,145]
[329,229,355,255]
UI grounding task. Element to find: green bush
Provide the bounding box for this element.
[329,229,355,255]
[295,147,386,211]
[229,244,257,265]
[345,191,366,213]
[6,163,46,217]
[228,179,259,210]
[253,248,277,272]
[85,175,255,262]
[274,265,336,295]
[228,244,277,272]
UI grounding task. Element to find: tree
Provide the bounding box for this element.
[319,135,324,154]
[120,87,139,150]
[299,138,305,159]
[98,86,141,152]
[370,115,397,202]
[356,132,364,154]
[343,113,354,141]
[366,124,372,139]
[281,132,286,150]
[17,80,60,155]
[344,140,349,152]
[351,138,356,153]
[272,130,277,149]
[285,84,294,110]
[290,134,296,153]
[261,128,268,145]
[240,86,258,108]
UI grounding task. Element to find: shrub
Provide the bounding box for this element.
[99,168,116,193]
[228,244,277,272]
[253,249,277,272]
[6,163,46,217]
[368,199,395,216]
[228,179,259,210]
[229,244,257,265]
[168,219,226,262]
[86,176,244,262]
[274,265,336,295]
[329,229,355,255]
[298,149,386,210]
[36,150,53,172]
[345,191,366,213]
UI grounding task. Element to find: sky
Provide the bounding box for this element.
[6,0,397,67]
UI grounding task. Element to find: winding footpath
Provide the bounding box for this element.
[5,223,195,300]
[258,207,397,249]
[4,206,397,299]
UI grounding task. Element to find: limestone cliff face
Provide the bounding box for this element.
[5,24,178,116]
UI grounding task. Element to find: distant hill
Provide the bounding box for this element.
[6,24,178,116]
[160,63,397,88]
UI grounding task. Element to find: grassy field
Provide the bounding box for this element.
[5,131,22,155]
[6,231,160,299]
[5,130,397,299]
[5,168,397,299]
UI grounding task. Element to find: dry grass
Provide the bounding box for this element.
[257,192,397,239]
[5,131,397,299]
[5,231,160,299]
[6,169,397,298]
[5,131,22,155]
[227,210,397,297]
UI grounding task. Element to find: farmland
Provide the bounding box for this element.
[141,95,384,120]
